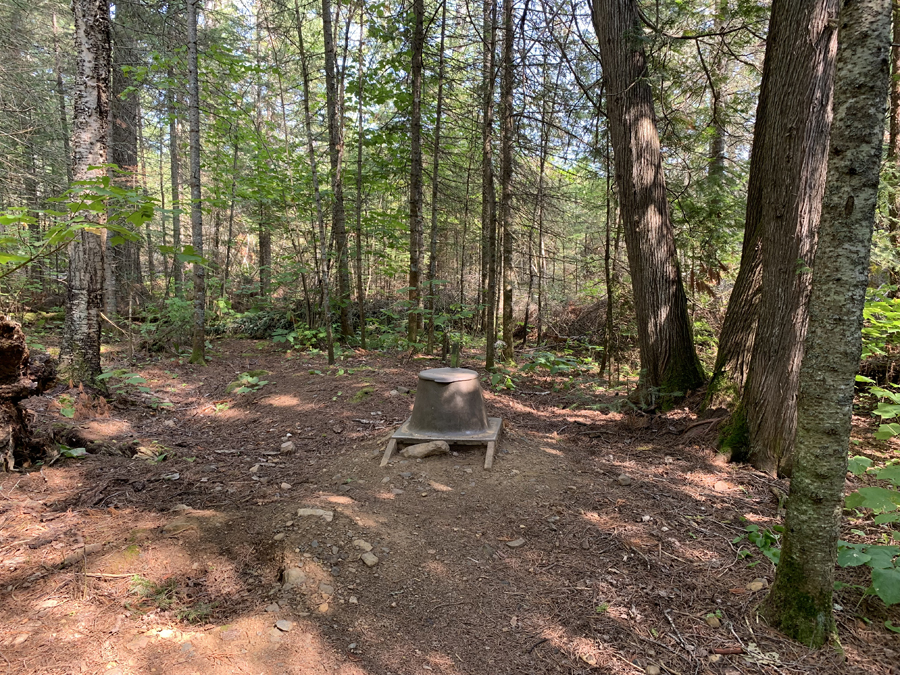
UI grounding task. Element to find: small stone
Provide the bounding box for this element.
[389,390,399,397]
[285,521,293,527]
[747,578,768,592]
[506,538,526,548]
[391,488,404,495]
[420,492,428,497]
[281,441,295,453]
[283,567,306,585]
[280,483,292,490]
[353,539,373,552]
[397,386,410,394]
[400,441,450,459]
[273,533,285,541]
[361,552,379,567]
[275,619,293,632]
[641,515,652,522]
[381,476,391,484]
[646,666,661,675]
[318,602,330,613]
[349,642,358,650]
[463,467,473,474]
[250,464,260,473]
[705,615,721,628]
[163,419,176,427]
[171,504,191,512]
[265,603,280,613]
[318,583,334,596]
[708,654,722,664]
[617,474,633,486]
[349,596,358,605]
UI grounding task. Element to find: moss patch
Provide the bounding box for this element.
[719,403,750,461]
[351,386,375,403]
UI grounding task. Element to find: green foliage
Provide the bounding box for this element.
[733,524,782,566]
[272,326,327,350]
[521,351,579,375]
[861,287,900,359]
[97,369,172,409]
[226,371,270,394]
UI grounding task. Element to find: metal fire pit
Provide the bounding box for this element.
[380,368,502,469]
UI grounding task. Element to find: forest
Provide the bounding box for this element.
[0,0,900,672]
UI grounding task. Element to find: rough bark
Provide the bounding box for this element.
[295,1,334,364]
[760,0,891,645]
[887,3,900,286]
[168,75,183,297]
[482,0,498,369]
[426,0,447,355]
[186,0,205,364]
[591,0,704,402]
[354,5,367,350]
[738,0,840,476]
[499,0,514,363]
[0,318,56,471]
[322,0,352,340]
[62,0,110,385]
[407,0,425,344]
[52,12,73,186]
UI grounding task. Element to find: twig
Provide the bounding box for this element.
[526,638,549,654]
[78,572,135,578]
[663,609,693,656]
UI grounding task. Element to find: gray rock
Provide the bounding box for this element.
[506,538,526,548]
[400,441,450,459]
[617,474,633,486]
[353,539,373,552]
[361,552,379,567]
[283,567,306,585]
[273,533,285,541]
[265,603,280,613]
[281,441,295,453]
[275,619,294,632]
[318,583,334,596]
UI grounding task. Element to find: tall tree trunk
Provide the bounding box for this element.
[591,0,704,403]
[354,5,367,350]
[168,74,183,297]
[223,137,238,298]
[322,0,352,340]
[725,0,839,476]
[407,0,425,344]
[426,0,447,354]
[482,0,498,369]
[887,3,900,287]
[499,0,514,363]
[760,0,891,644]
[52,12,73,186]
[187,0,205,364]
[62,0,110,384]
[295,1,334,364]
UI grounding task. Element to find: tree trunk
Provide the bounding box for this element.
[407,0,425,345]
[735,0,840,476]
[887,3,900,288]
[760,0,891,644]
[499,0,514,363]
[52,12,73,187]
[355,5,367,350]
[591,0,704,403]
[295,1,335,364]
[186,0,205,364]
[62,0,110,385]
[426,0,447,355]
[322,0,352,340]
[482,0,498,369]
[168,74,183,297]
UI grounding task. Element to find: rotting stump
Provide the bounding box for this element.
[381,368,502,470]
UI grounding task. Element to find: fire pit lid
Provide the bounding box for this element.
[417,367,478,384]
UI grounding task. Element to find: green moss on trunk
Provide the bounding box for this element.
[759,558,835,647]
[719,403,749,460]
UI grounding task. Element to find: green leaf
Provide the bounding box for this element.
[60,447,87,458]
[856,375,876,383]
[853,487,900,512]
[865,546,900,570]
[848,455,873,476]
[875,423,900,440]
[886,620,900,633]
[877,465,900,487]
[871,567,900,606]
[837,547,871,567]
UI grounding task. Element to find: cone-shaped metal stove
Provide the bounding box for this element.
[381,368,502,469]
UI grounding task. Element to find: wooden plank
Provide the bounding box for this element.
[484,441,495,470]
[380,438,397,467]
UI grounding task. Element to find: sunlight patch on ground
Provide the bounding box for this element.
[259,394,303,408]
[541,446,563,456]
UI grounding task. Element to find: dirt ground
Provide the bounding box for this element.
[1,338,898,675]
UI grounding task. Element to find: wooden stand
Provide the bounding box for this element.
[380,423,501,471]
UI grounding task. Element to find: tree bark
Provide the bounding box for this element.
[760,0,891,645]
[591,0,704,403]
[295,1,334,363]
[52,12,73,187]
[482,0,498,369]
[426,0,447,355]
[355,5,367,350]
[186,0,205,364]
[407,0,426,345]
[62,0,110,385]
[737,0,840,476]
[499,0,514,363]
[168,71,183,297]
[887,3,900,287]
[322,0,352,340]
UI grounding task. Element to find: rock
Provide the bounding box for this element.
[275,619,294,632]
[163,420,176,428]
[646,666,661,675]
[280,441,295,453]
[746,578,768,592]
[400,441,450,459]
[250,464,260,473]
[349,643,358,650]
[397,386,410,394]
[297,508,334,522]
[283,567,306,585]
[353,539,373,552]
[265,603,280,613]
[273,533,285,541]
[318,602,330,613]
[280,483,292,490]
[389,390,399,397]
[705,615,721,628]
[171,504,191,512]
[400,472,412,479]
[361,552,379,567]
[391,488,404,495]
[269,628,283,642]
[617,474,633,486]
[641,515,652,522]
[506,538,526,548]
[318,583,334,596]
[349,596,358,605]
[381,476,390,484]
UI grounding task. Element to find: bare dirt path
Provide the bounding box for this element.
[0,340,896,674]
